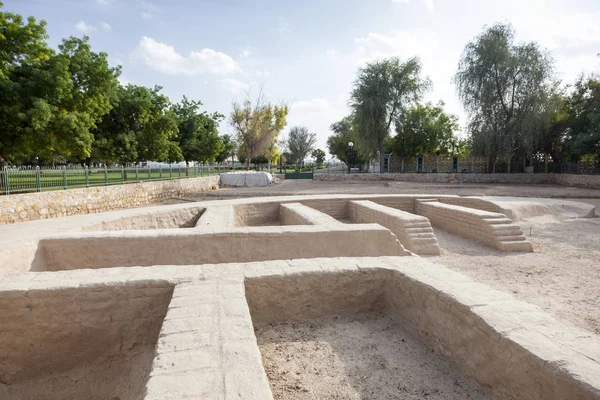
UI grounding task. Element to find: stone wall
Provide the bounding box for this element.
[0,176,219,225]
[314,172,555,184]
[314,172,600,189]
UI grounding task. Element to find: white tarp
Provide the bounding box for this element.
[220,171,273,187]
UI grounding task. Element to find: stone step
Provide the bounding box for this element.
[500,240,534,252]
[497,235,528,242]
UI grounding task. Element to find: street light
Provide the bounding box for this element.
[347,142,356,173]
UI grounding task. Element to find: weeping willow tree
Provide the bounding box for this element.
[455,23,556,172]
[230,90,289,170]
[349,57,430,173]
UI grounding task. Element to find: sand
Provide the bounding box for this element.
[429,216,600,335]
[256,313,492,400]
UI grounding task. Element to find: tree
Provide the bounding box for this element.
[216,134,237,164]
[327,116,371,168]
[172,96,223,165]
[391,102,459,171]
[565,76,600,159]
[0,2,52,79]
[284,126,317,166]
[455,23,556,172]
[311,148,326,166]
[350,57,430,172]
[230,91,288,170]
[0,32,120,164]
[92,85,179,165]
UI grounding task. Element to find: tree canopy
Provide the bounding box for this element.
[349,57,430,172]
[0,4,225,167]
[455,23,556,171]
[230,91,288,170]
[284,126,317,165]
[391,102,460,165]
[327,116,372,168]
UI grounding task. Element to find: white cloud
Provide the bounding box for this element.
[240,48,252,58]
[391,0,434,10]
[101,22,112,31]
[75,21,95,32]
[220,78,250,93]
[141,11,152,20]
[286,98,347,151]
[326,49,341,57]
[135,37,242,76]
[118,76,130,86]
[278,17,291,34]
[255,70,270,77]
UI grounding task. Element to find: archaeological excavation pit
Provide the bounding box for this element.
[245,268,599,400]
[82,206,205,231]
[0,281,174,400]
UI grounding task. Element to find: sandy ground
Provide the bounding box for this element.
[429,216,600,335]
[256,313,492,400]
[186,180,600,335]
[186,180,600,213]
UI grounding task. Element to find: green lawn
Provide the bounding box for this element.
[2,168,225,194]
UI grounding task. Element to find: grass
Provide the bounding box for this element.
[1,167,225,194]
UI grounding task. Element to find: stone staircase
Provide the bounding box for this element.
[415,199,533,252]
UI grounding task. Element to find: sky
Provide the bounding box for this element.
[8,0,600,156]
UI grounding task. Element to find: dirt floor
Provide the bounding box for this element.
[429,216,600,335]
[185,180,600,212]
[186,180,600,336]
[256,313,492,400]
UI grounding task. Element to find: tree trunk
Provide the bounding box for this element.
[401,157,405,173]
[379,145,385,173]
[544,153,548,173]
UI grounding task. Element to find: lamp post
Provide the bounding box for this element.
[347,142,355,173]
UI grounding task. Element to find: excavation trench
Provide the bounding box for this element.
[245,269,597,400]
[0,281,174,400]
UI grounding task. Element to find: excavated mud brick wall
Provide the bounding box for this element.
[415,199,533,252]
[314,172,600,189]
[0,176,219,225]
[348,200,440,255]
[280,203,343,226]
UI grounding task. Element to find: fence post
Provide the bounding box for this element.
[169,164,172,180]
[135,164,139,182]
[62,167,67,190]
[2,167,8,195]
[104,165,108,186]
[159,165,163,181]
[178,165,181,179]
[148,165,151,181]
[85,166,89,188]
[35,166,41,192]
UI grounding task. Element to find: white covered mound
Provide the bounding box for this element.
[220,171,273,187]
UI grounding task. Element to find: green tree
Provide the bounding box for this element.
[0,2,52,79]
[172,96,223,165]
[455,23,556,172]
[311,148,326,166]
[0,32,119,164]
[216,134,237,164]
[92,85,179,165]
[350,57,430,172]
[284,126,317,166]
[230,91,288,170]
[565,77,600,159]
[327,116,371,169]
[391,102,459,171]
